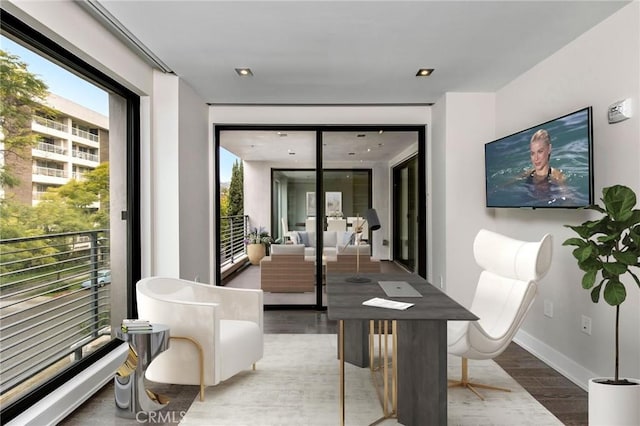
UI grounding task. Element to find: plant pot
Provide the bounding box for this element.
[589,378,640,426]
[247,243,266,265]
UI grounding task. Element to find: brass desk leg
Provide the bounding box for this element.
[369,320,397,426]
[392,320,397,414]
[339,320,345,426]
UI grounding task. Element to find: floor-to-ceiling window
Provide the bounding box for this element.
[0,12,140,422]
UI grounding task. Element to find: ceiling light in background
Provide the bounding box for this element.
[235,68,253,76]
[277,132,288,137]
[416,68,434,77]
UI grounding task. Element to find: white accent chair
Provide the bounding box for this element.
[281,217,292,241]
[136,277,264,400]
[447,229,552,399]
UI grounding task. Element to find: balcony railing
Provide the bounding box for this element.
[32,116,67,133]
[0,230,110,406]
[71,128,99,143]
[32,166,66,179]
[35,142,67,156]
[72,150,99,162]
[220,215,249,268]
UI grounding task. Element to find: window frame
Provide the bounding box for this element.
[0,9,141,422]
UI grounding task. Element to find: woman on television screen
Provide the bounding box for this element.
[526,129,566,185]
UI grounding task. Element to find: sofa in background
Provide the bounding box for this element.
[259,244,315,293]
[289,230,361,258]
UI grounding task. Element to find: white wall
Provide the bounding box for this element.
[151,73,181,276]
[178,79,210,282]
[491,2,640,386]
[431,93,496,306]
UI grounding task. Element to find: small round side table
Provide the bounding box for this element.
[114,323,170,418]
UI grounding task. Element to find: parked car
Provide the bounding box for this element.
[81,269,111,289]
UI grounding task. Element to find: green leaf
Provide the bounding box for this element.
[602,262,627,276]
[603,280,627,306]
[590,283,602,303]
[602,185,636,222]
[613,250,638,266]
[573,245,595,262]
[563,237,587,248]
[582,270,597,289]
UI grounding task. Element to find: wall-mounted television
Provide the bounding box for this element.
[485,107,593,208]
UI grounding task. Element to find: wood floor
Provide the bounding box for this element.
[60,308,587,425]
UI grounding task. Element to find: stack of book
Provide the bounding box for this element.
[121,319,152,332]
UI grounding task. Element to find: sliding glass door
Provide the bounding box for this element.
[216,125,426,309]
[393,155,419,272]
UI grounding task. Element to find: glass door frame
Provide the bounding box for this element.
[214,124,426,310]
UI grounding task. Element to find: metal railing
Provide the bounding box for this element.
[32,116,67,133]
[0,230,110,405]
[32,166,67,179]
[35,142,67,156]
[71,128,99,143]
[72,150,99,162]
[220,215,249,267]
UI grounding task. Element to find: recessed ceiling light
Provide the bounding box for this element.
[277,132,288,137]
[416,68,434,77]
[235,68,253,76]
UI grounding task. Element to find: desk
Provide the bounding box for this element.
[326,273,477,426]
[115,324,170,418]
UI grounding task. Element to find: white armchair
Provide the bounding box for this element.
[447,229,552,399]
[136,277,264,400]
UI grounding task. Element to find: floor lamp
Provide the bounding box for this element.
[346,208,381,283]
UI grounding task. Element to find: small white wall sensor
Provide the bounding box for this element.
[608,98,632,124]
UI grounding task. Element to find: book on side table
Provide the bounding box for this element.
[121,319,153,332]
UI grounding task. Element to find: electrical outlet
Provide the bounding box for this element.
[581,315,592,335]
[544,300,553,318]
[439,276,444,289]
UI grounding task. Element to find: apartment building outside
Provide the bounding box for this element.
[1,93,109,205]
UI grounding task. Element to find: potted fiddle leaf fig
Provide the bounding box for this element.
[563,184,640,426]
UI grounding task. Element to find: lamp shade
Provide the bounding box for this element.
[365,209,381,231]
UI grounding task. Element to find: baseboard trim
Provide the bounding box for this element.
[514,329,596,391]
[7,342,129,426]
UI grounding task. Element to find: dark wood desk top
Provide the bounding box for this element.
[326,272,478,321]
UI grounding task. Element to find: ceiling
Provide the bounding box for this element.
[93,1,628,160]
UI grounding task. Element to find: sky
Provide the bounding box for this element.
[2,36,109,116]
[2,35,238,182]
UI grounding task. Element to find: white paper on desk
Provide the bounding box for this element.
[362,297,414,311]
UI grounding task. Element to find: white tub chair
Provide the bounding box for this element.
[136,277,264,400]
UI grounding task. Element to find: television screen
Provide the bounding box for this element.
[485,107,593,208]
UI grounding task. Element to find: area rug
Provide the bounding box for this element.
[180,334,562,426]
